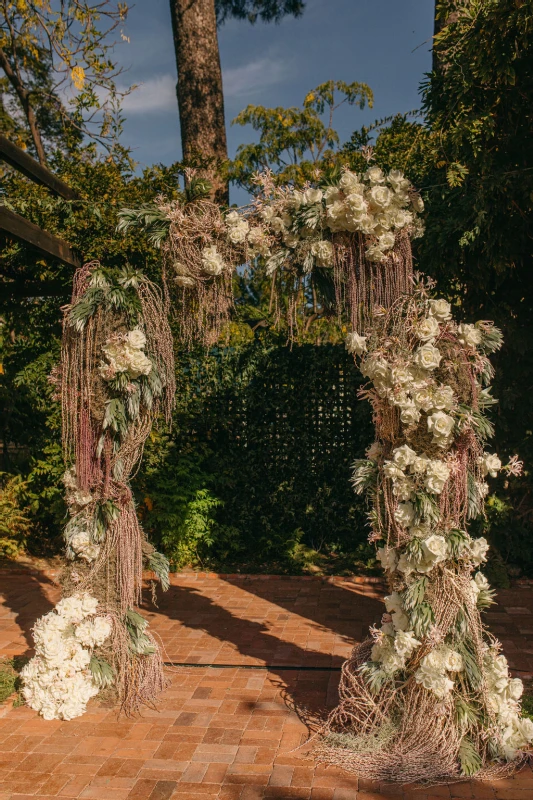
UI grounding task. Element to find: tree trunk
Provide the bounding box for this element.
[169,0,229,205]
[432,2,460,72]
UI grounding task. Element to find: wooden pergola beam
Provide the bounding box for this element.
[0,135,81,201]
[0,206,81,268]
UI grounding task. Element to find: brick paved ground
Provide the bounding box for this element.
[0,569,532,800]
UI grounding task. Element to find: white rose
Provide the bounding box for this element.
[442,648,463,672]
[415,666,454,699]
[175,275,196,288]
[101,340,130,374]
[394,630,421,658]
[391,610,410,631]
[381,650,406,674]
[392,444,417,470]
[422,534,447,564]
[409,522,431,538]
[126,345,152,378]
[303,187,323,205]
[259,206,275,222]
[227,219,249,244]
[508,678,524,701]
[396,553,416,577]
[414,343,442,371]
[383,461,405,481]
[377,546,398,572]
[56,596,85,623]
[427,411,455,441]
[424,460,450,494]
[428,299,452,321]
[369,185,393,208]
[226,210,240,225]
[469,537,490,566]
[395,502,415,528]
[201,245,225,275]
[411,194,424,213]
[474,571,490,592]
[311,240,334,267]
[389,208,413,229]
[270,216,286,234]
[126,328,146,350]
[432,386,455,411]
[390,366,411,387]
[400,402,421,427]
[361,357,390,383]
[365,166,385,184]
[345,331,367,356]
[339,170,363,191]
[457,323,482,348]
[345,192,367,215]
[416,317,440,342]
[410,455,431,474]
[378,232,396,251]
[365,244,386,263]
[324,186,341,204]
[384,592,404,615]
[481,453,502,478]
[387,169,409,192]
[75,617,112,648]
[411,388,432,413]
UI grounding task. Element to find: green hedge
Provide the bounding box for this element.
[135,341,374,570]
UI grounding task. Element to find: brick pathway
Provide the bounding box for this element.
[0,569,532,799]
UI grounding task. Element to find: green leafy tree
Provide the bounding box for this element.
[229,80,374,190]
[0,0,130,162]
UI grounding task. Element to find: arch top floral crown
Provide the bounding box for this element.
[20,165,533,785]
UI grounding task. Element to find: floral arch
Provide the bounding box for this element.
[20,165,533,784]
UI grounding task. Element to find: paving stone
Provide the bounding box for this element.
[0,571,532,799]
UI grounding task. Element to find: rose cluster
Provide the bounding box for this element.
[219,166,423,280]
[21,594,112,720]
[99,328,152,381]
[484,648,533,760]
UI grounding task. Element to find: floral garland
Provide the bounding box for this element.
[318,284,532,781]
[23,262,176,718]
[120,165,423,346]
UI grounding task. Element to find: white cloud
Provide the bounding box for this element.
[122,74,176,113]
[121,55,288,114]
[224,56,288,98]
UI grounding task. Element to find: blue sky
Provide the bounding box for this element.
[114,0,434,200]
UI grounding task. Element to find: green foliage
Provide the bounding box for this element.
[0,474,31,557]
[216,0,305,25]
[402,576,428,612]
[89,656,114,688]
[125,609,155,656]
[458,736,483,777]
[410,602,434,639]
[0,658,20,704]
[146,551,170,592]
[229,81,373,189]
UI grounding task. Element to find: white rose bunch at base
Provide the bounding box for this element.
[21,594,112,721]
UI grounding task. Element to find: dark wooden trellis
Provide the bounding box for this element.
[0,135,81,298]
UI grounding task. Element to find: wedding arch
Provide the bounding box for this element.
[20,164,533,784]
